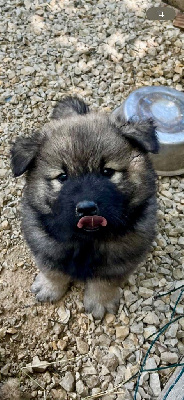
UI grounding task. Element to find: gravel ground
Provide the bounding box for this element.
[0,0,184,399]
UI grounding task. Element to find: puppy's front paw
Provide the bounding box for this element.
[84,280,121,319]
[31,272,70,302]
[84,298,105,320]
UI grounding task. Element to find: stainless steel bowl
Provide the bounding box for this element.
[112,86,184,176]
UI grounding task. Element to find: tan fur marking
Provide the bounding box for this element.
[47,168,65,179]
[105,162,126,171]
[110,171,122,185]
[52,179,62,193]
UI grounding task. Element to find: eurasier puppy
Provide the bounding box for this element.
[11,97,159,319]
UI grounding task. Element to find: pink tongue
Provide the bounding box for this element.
[77,215,107,229]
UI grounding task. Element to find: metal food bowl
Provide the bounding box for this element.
[112,86,184,176]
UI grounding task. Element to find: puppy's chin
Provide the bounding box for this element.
[72,225,107,242]
[72,219,128,242]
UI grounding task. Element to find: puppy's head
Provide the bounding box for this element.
[11,96,159,242]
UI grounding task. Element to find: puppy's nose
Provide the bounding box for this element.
[76,201,99,217]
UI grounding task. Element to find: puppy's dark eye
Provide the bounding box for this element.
[101,168,115,178]
[56,173,67,182]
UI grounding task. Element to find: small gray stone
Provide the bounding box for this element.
[145,357,157,370]
[21,66,35,75]
[26,356,49,373]
[76,380,88,396]
[179,317,184,330]
[116,325,129,340]
[76,337,89,355]
[50,388,67,399]
[96,334,111,346]
[130,322,143,334]
[150,373,161,396]
[105,313,116,324]
[129,299,143,313]
[82,365,97,375]
[0,168,8,178]
[74,67,82,75]
[143,326,157,339]
[109,346,123,364]
[165,322,178,338]
[119,310,129,325]
[100,365,110,376]
[60,371,75,392]
[161,352,179,364]
[141,278,159,288]
[57,304,70,324]
[1,364,10,375]
[124,290,137,306]
[0,328,6,339]
[102,353,119,372]
[84,375,100,389]
[53,322,64,335]
[178,237,184,247]
[139,287,154,298]
[143,312,160,326]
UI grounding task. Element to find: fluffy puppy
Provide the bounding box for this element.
[11,97,159,319]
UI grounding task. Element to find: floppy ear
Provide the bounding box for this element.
[112,116,159,154]
[11,133,40,177]
[51,96,90,120]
